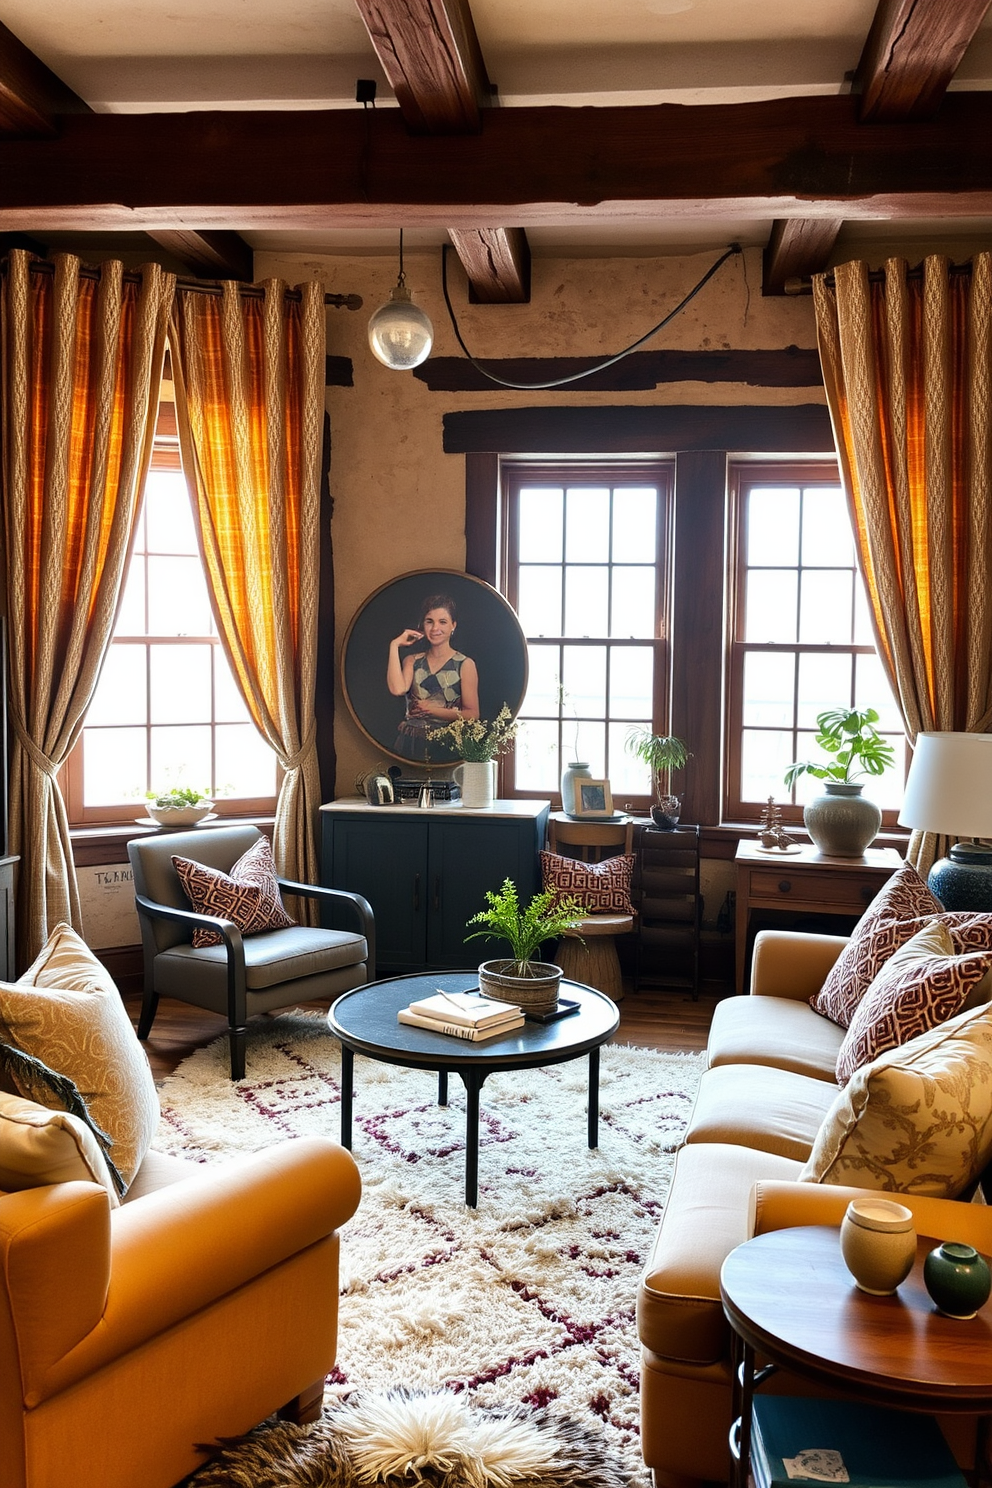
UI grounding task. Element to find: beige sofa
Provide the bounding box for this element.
[638,928,992,1488]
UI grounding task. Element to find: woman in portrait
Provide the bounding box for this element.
[386,594,480,761]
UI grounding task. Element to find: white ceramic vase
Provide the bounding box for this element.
[454,760,495,810]
[560,760,592,816]
[840,1198,916,1295]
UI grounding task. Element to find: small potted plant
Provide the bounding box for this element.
[145,785,215,828]
[427,704,517,809]
[465,878,584,1013]
[785,707,895,857]
[625,728,691,829]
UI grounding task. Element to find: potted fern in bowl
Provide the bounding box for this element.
[465,879,584,1013]
[144,785,215,828]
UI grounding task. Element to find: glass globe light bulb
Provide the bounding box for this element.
[368,283,434,370]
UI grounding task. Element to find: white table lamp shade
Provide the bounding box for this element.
[898,732,992,840]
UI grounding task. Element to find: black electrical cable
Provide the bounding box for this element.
[440,241,742,390]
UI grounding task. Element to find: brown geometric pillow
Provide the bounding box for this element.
[810,861,943,1028]
[835,920,992,1084]
[173,835,294,948]
[540,850,634,914]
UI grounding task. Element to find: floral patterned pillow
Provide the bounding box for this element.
[540,851,634,914]
[810,861,943,1028]
[173,835,294,947]
[835,920,992,1084]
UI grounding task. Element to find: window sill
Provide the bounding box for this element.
[70,814,276,850]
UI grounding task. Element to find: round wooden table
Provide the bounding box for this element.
[720,1226,992,1488]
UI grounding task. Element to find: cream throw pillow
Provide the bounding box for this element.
[802,1000,992,1198]
[0,1090,119,1203]
[0,924,159,1189]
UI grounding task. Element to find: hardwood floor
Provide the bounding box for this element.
[123,984,720,1080]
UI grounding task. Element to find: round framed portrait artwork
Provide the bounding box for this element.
[341,570,528,767]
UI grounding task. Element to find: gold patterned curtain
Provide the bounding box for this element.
[0,252,173,962]
[813,255,992,875]
[168,280,325,899]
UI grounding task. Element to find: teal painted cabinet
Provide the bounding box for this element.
[320,801,549,975]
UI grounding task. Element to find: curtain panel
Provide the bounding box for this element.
[0,252,173,962]
[813,255,992,875]
[169,280,325,899]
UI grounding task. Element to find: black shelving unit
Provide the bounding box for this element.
[633,824,701,998]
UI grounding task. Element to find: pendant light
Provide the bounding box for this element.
[368,230,434,370]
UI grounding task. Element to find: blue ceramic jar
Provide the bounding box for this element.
[923,1242,992,1319]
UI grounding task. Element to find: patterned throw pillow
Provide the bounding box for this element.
[802,1000,992,1198]
[173,835,294,947]
[835,920,992,1084]
[810,861,943,1028]
[540,851,635,914]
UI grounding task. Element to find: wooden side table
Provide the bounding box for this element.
[735,840,903,994]
[720,1226,992,1488]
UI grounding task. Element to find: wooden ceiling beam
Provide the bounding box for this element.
[1,95,992,229]
[144,229,254,280]
[447,226,530,302]
[762,218,842,296]
[0,19,90,135]
[354,0,492,134]
[856,0,992,121]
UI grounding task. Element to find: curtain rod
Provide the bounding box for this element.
[0,254,362,309]
[790,258,978,295]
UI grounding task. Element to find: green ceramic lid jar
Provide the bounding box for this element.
[923,1242,992,1319]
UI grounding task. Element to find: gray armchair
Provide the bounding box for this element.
[128,825,375,1079]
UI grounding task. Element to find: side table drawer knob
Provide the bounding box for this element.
[778,880,792,893]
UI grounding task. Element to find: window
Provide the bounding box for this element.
[726,462,906,824]
[502,462,674,806]
[65,448,278,826]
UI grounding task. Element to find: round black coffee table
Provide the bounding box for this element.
[328,971,620,1206]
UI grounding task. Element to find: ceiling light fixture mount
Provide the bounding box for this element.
[368,230,434,371]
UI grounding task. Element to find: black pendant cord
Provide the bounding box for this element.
[440,242,742,390]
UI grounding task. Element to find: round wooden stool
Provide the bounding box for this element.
[554,914,633,1002]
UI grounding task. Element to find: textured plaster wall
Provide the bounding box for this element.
[253,245,820,798]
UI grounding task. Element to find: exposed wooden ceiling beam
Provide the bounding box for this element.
[0,18,90,135]
[1,95,991,230]
[856,0,992,121]
[144,228,254,280]
[354,0,492,134]
[762,218,843,296]
[447,227,530,303]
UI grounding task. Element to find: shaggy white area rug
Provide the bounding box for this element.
[155,1013,704,1487]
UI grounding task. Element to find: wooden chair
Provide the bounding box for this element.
[544,816,635,1003]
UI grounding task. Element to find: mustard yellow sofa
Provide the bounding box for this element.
[0,1135,361,1488]
[637,929,992,1488]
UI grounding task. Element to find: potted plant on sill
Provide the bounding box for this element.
[465,878,585,1014]
[144,785,215,828]
[625,728,691,829]
[784,707,895,858]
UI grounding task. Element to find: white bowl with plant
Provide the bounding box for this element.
[465,878,584,1013]
[145,787,215,828]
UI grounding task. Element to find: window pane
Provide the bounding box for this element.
[742,652,794,728]
[150,645,212,724]
[609,646,653,719]
[514,719,559,791]
[748,488,799,566]
[214,652,252,724]
[215,725,276,798]
[741,729,794,804]
[854,577,875,645]
[565,488,610,561]
[797,651,853,728]
[88,646,147,726]
[84,727,147,805]
[800,487,853,566]
[518,488,563,562]
[562,645,606,718]
[612,487,656,563]
[520,644,560,718]
[148,557,213,635]
[855,652,903,732]
[610,566,655,638]
[116,561,146,635]
[745,571,797,642]
[573,720,606,777]
[799,571,854,644]
[151,726,212,793]
[144,471,198,554]
[564,565,608,636]
[609,721,648,797]
[517,566,562,637]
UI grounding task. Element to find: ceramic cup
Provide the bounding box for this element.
[839,1198,916,1295]
[923,1242,992,1319]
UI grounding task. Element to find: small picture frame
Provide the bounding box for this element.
[573,779,613,817]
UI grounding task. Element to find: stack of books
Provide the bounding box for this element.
[397,989,525,1041]
[749,1397,967,1488]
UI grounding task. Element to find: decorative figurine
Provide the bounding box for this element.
[757,796,795,851]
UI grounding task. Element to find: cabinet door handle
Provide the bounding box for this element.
[413,873,420,912]
[433,876,441,912]
[778,879,792,894]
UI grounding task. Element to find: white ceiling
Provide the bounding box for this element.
[5,0,992,259]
